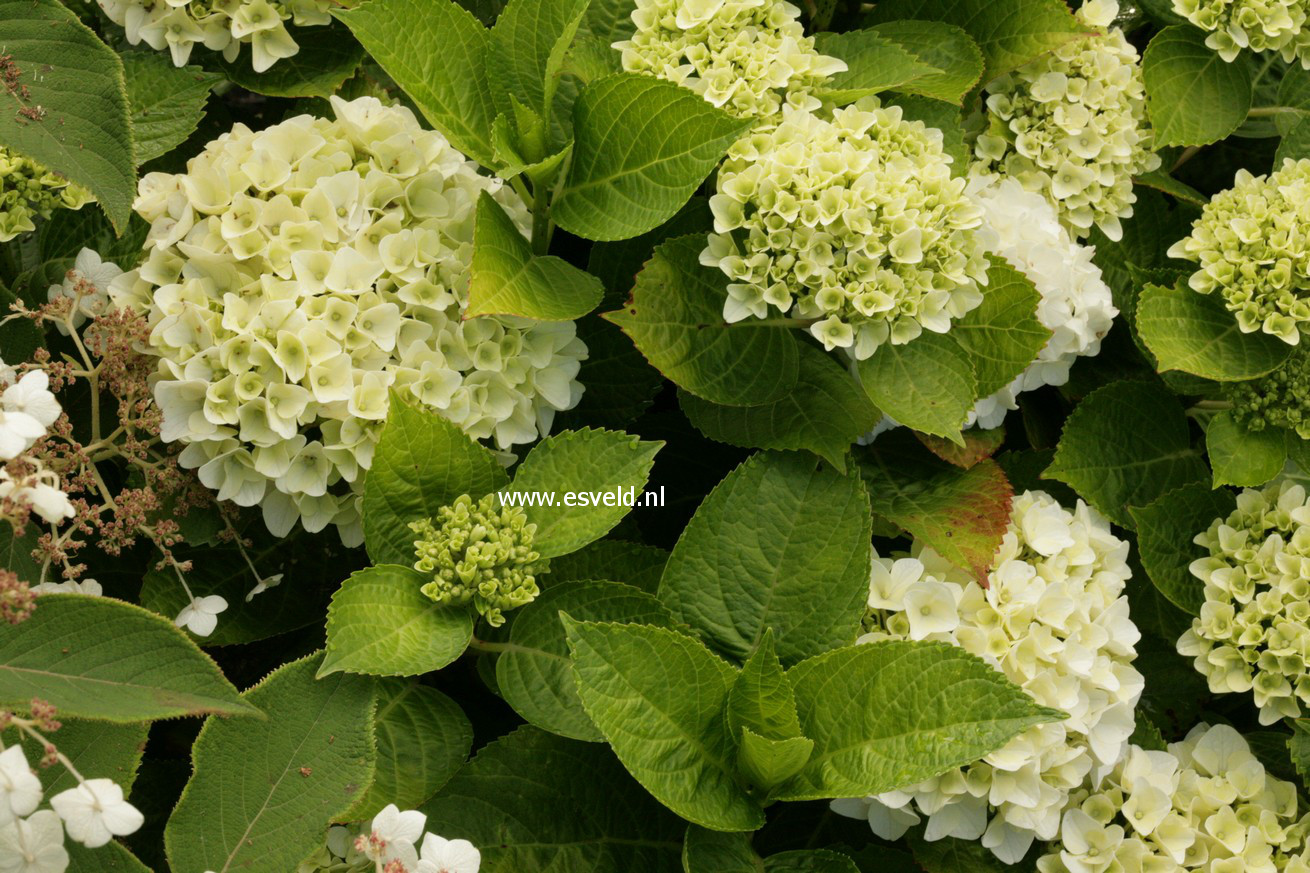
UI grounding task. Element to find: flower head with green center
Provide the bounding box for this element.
[1173,0,1310,65]
[702,96,989,359]
[1225,343,1310,438]
[1,146,92,243]
[613,0,847,124]
[410,494,547,627]
[1168,158,1310,345]
[1178,480,1310,725]
[972,0,1161,241]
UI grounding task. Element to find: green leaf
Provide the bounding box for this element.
[0,0,135,231]
[725,631,803,743]
[343,679,472,820]
[0,519,41,584]
[893,95,970,172]
[212,20,364,98]
[765,850,862,873]
[950,256,1052,398]
[605,236,801,406]
[165,654,376,873]
[1143,25,1253,148]
[659,451,873,667]
[553,74,753,241]
[1048,380,1209,527]
[564,619,764,831]
[916,427,1006,469]
[423,725,685,872]
[856,332,976,444]
[336,0,498,167]
[1134,168,1208,207]
[684,827,764,873]
[467,191,603,320]
[679,344,880,472]
[18,718,147,796]
[1289,720,1310,789]
[587,197,712,308]
[497,580,676,741]
[68,840,151,873]
[507,428,661,558]
[776,641,1064,801]
[547,539,669,593]
[361,395,509,565]
[811,30,942,104]
[1206,411,1287,488]
[321,565,474,677]
[1129,482,1237,614]
[121,53,219,165]
[556,317,664,429]
[0,595,256,721]
[738,729,813,794]
[867,21,985,105]
[908,834,1016,873]
[488,0,591,118]
[1137,280,1292,381]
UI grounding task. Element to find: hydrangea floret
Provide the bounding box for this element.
[96,0,334,71]
[300,803,481,872]
[1037,724,1310,872]
[47,249,124,336]
[111,96,587,546]
[973,0,1161,241]
[832,490,1144,864]
[410,493,547,627]
[1167,158,1310,345]
[1173,0,1310,66]
[1,146,92,243]
[613,0,847,124]
[1177,480,1310,724]
[0,362,75,526]
[702,96,989,359]
[1226,342,1310,439]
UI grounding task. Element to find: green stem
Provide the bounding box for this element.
[531,181,552,256]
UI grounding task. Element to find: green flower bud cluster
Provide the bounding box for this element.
[0,146,92,243]
[972,0,1161,241]
[1172,0,1310,66]
[702,96,988,359]
[410,494,547,627]
[1226,343,1310,439]
[1178,480,1310,725]
[1168,158,1310,345]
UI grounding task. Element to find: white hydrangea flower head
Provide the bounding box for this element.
[833,491,1144,864]
[613,0,847,124]
[1177,480,1310,725]
[96,0,333,71]
[1173,0,1310,66]
[111,96,587,545]
[0,146,92,244]
[47,249,125,335]
[973,1,1161,241]
[1037,724,1310,872]
[702,97,989,360]
[1167,158,1310,345]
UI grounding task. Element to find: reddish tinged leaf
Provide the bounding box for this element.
[916,427,1006,469]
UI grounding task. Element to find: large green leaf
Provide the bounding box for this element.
[165,654,376,873]
[684,827,763,873]
[212,21,363,98]
[776,641,1063,800]
[553,74,752,241]
[488,0,591,117]
[811,30,941,104]
[321,565,474,677]
[1142,25,1253,147]
[68,840,151,872]
[0,595,255,721]
[1129,482,1237,614]
[18,718,148,796]
[424,725,685,872]
[0,0,136,231]
[121,53,219,165]
[1137,281,1292,381]
[659,452,872,667]
[765,851,862,873]
[1206,411,1287,488]
[564,620,764,831]
[867,21,985,105]
[950,257,1052,398]
[548,539,669,593]
[856,332,977,444]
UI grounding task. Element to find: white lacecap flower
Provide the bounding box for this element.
[0,369,61,462]
[365,803,426,868]
[48,779,144,849]
[0,809,69,873]
[46,249,125,335]
[30,579,102,597]
[173,595,229,637]
[1173,0,1310,66]
[833,490,1143,864]
[114,96,587,545]
[416,832,482,873]
[0,746,42,827]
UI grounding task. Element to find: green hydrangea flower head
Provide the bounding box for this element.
[1226,343,1310,438]
[702,96,989,359]
[1172,0,1310,65]
[613,0,848,124]
[1,146,92,243]
[973,0,1161,241]
[1168,158,1310,345]
[410,493,548,627]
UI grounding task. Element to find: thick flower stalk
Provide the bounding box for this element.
[113,96,587,545]
[613,0,847,124]
[96,0,333,71]
[1037,724,1310,872]
[0,146,92,243]
[410,494,546,628]
[1226,342,1310,439]
[1173,0,1310,65]
[973,0,1160,241]
[1168,158,1310,345]
[1178,480,1310,724]
[702,97,989,359]
[832,491,1143,863]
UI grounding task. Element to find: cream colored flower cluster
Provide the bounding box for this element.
[973,0,1160,241]
[1038,724,1310,873]
[111,96,587,545]
[97,0,333,72]
[702,97,989,359]
[1177,480,1310,725]
[613,0,846,124]
[1,146,92,243]
[1168,159,1310,345]
[1173,0,1310,66]
[832,491,1143,864]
